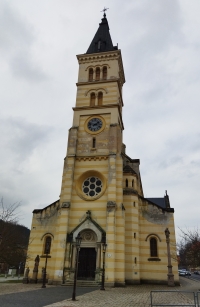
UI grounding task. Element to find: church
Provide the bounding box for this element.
[26,13,179,286]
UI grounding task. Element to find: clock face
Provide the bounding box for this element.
[87,118,103,132]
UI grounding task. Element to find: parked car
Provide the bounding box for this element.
[194,271,200,275]
[178,270,186,276]
[185,271,191,276]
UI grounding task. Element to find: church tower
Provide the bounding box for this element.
[58,12,126,286]
[26,13,179,286]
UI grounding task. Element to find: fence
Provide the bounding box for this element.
[150,290,200,307]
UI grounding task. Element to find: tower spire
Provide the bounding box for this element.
[86,11,118,54]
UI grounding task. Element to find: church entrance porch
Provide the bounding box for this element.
[77,248,96,280]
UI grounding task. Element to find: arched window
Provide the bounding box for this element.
[132,179,134,188]
[126,179,128,187]
[96,67,100,81]
[44,236,52,254]
[89,68,93,81]
[103,66,107,80]
[90,92,95,106]
[150,237,158,257]
[98,92,103,105]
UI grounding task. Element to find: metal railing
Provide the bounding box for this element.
[150,290,199,307]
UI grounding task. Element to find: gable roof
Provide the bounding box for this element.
[146,198,166,209]
[123,164,137,175]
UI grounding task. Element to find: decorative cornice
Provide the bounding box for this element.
[77,50,120,64]
[76,78,119,86]
[73,103,118,111]
[76,156,108,162]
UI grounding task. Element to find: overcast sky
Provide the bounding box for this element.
[1,0,200,240]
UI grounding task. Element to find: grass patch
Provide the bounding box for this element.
[0,280,22,283]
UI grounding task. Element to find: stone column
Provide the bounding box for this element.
[106,201,117,286]
[95,243,101,282]
[165,228,175,287]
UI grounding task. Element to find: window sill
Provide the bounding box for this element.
[148,257,161,261]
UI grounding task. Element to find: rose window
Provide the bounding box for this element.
[82,177,103,197]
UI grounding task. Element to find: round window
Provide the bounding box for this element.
[82,176,103,197]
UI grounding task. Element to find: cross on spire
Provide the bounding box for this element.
[101,7,109,18]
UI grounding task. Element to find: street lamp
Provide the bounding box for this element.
[165,228,175,287]
[100,242,107,290]
[72,233,82,301]
[41,241,50,288]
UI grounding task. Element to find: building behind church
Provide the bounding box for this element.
[26,13,179,286]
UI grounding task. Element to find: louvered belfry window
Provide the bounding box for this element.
[96,68,100,81]
[89,68,93,81]
[90,93,95,106]
[98,92,103,105]
[103,66,107,79]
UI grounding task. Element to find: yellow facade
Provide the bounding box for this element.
[26,14,179,286]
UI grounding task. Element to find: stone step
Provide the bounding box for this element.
[62,280,100,287]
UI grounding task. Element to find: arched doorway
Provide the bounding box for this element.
[77,229,97,280]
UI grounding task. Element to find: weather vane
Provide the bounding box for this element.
[101,7,109,17]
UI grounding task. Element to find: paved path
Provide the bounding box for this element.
[44,278,200,307]
[0,284,98,307]
[0,277,199,307]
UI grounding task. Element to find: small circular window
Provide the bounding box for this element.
[82,177,103,197]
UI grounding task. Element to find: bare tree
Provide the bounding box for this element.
[0,198,30,272]
[178,228,200,269]
[0,197,21,223]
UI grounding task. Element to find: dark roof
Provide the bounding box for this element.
[123,164,137,175]
[146,198,166,209]
[141,196,174,213]
[86,14,117,54]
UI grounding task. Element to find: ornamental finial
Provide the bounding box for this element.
[101,7,109,18]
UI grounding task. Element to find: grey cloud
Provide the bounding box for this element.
[11,52,47,81]
[0,2,34,52]
[0,2,47,81]
[158,156,183,169]
[130,0,183,51]
[1,117,53,163]
[190,160,200,169]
